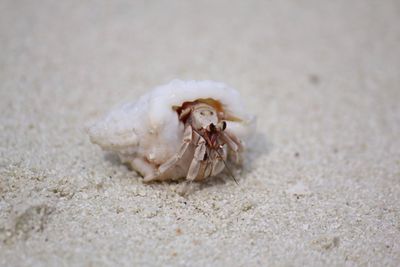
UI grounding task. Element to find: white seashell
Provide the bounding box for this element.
[88,80,254,182]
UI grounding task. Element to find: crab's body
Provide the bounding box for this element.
[88,80,253,182]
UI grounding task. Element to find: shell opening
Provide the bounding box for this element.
[172,98,242,123]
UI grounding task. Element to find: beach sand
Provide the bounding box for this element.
[1,1,399,266]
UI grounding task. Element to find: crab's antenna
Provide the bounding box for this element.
[216,149,238,185]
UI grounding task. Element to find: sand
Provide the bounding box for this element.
[1,1,399,266]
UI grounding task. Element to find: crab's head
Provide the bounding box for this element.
[190,103,219,131]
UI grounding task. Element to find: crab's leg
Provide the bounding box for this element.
[210,147,226,176]
[225,129,244,150]
[186,137,207,181]
[220,131,242,164]
[143,125,193,182]
[131,158,157,181]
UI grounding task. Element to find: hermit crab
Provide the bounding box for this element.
[88,80,254,183]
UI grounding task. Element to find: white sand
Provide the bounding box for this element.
[1,1,399,266]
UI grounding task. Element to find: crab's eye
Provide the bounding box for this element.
[222,121,227,130]
[210,111,214,115]
[209,123,216,132]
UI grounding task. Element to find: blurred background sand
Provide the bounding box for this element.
[1,0,399,266]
